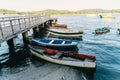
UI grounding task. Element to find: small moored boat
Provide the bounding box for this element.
[99,14,115,19]
[31,38,79,49]
[48,32,82,40]
[117,28,120,34]
[95,27,110,34]
[52,23,67,28]
[48,28,83,34]
[29,45,96,68]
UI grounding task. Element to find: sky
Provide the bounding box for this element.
[0,0,120,11]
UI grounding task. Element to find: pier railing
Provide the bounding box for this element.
[0,15,51,42]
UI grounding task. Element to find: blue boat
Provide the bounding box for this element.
[117,28,120,34]
[31,38,79,49]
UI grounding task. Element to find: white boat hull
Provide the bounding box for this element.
[30,49,96,68]
[48,32,82,37]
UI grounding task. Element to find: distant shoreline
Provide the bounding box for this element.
[0,9,120,15]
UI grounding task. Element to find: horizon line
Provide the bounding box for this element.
[1,8,120,12]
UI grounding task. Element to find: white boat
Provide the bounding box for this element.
[48,28,83,34]
[99,14,115,19]
[29,45,96,68]
[48,32,82,39]
[86,14,96,17]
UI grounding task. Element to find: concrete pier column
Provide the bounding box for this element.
[46,21,49,27]
[49,20,53,26]
[7,38,15,53]
[44,22,49,29]
[22,31,29,46]
[41,23,45,28]
[33,27,39,38]
[54,18,57,24]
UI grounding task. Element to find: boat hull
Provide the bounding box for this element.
[95,30,110,34]
[99,15,115,19]
[95,27,110,34]
[30,47,96,68]
[48,28,83,34]
[32,38,78,50]
[48,32,82,40]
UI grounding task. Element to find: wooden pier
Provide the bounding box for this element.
[0,15,54,43]
[0,15,56,54]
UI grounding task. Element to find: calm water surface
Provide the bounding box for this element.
[1,14,120,80]
[53,14,120,80]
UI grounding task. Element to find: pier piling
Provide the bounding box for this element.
[7,38,15,53]
[22,31,29,47]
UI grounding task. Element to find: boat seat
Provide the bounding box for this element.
[51,52,63,58]
[61,41,65,44]
[49,40,54,44]
[84,58,93,62]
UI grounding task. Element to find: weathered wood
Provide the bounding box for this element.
[0,15,55,43]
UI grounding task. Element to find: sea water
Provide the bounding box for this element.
[0,14,120,80]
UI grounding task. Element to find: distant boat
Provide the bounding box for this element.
[48,28,83,34]
[31,38,79,49]
[86,14,96,17]
[99,14,115,19]
[52,23,67,28]
[117,28,120,34]
[29,45,96,68]
[95,27,110,34]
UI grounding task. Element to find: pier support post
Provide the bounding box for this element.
[7,38,15,53]
[44,22,49,29]
[22,31,29,47]
[49,20,53,26]
[33,27,40,38]
[42,23,45,28]
[54,18,57,24]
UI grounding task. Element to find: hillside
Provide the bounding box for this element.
[0,9,19,14]
[0,9,120,14]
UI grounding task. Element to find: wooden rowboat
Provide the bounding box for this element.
[29,45,96,68]
[32,38,79,50]
[47,28,83,34]
[48,32,82,40]
[95,27,110,34]
[52,23,67,28]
